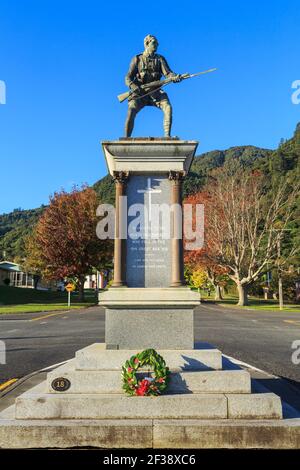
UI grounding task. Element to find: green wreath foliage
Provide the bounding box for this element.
[122,348,170,396]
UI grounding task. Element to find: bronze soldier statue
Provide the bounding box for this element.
[124,35,182,137]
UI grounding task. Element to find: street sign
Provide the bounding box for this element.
[65,283,75,292]
[65,283,75,307]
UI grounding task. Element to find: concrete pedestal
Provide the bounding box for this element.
[99,287,199,349]
[100,139,200,349]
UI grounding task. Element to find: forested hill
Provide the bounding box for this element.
[93,145,273,204]
[0,207,45,261]
[1,123,299,260]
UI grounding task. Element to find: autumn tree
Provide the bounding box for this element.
[185,245,228,301]
[190,268,208,294]
[23,233,43,288]
[25,187,113,300]
[185,164,299,306]
[184,192,228,301]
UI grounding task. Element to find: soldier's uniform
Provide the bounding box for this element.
[125,52,176,137]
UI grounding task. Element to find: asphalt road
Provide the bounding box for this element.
[194,303,300,382]
[0,308,105,383]
[0,303,300,384]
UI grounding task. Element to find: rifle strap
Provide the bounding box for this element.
[133,84,166,101]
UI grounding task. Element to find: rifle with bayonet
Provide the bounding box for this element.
[117,68,217,103]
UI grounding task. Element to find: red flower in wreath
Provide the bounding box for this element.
[157,377,165,383]
[122,349,169,397]
[136,379,150,396]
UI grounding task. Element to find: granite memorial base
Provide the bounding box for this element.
[0,342,298,449]
[100,287,199,349]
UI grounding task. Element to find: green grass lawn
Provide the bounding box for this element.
[206,295,300,312]
[2,285,298,314]
[0,303,90,314]
[0,286,97,314]
[191,288,300,312]
[218,298,300,312]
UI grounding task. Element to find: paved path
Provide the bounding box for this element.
[0,303,299,384]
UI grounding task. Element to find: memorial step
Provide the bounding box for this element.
[15,393,227,420]
[46,368,251,394]
[75,343,222,371]
[0,415,297,449]
[15,392,282,420]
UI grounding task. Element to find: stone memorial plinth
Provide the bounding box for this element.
[99,138,200,349]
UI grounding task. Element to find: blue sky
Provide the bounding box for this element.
[0,0,299,213]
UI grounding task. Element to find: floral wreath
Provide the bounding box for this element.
[122,348,170,396]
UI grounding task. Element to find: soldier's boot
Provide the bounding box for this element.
[162,103,172,137]
[125,108,137,137]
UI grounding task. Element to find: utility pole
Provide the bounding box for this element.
[274,229,292,311]
[266,228,293,310]
[277,238,283,310]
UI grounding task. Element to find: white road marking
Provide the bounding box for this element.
[223,353,276,377]
[0,319,29,322]
[40,359,71,371]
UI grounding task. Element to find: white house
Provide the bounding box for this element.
[84,271,108,289]
[0,261,34,288]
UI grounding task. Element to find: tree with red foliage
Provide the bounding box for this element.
[184,164,299,306]
[25,187,112,300]
[184,191,228,300]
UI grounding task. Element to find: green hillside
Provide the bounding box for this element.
[93,145,273,203]
[0,207,45,260]
[1,123,299,261]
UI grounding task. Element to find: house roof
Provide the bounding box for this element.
[0,261,21,272]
